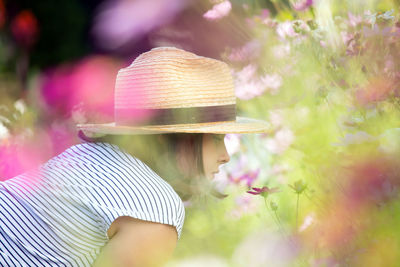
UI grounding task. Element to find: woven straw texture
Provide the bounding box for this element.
[77,47,270,135]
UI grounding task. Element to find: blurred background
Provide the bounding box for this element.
[1,0,400,266]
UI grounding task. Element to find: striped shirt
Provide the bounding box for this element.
[0,142,185,266]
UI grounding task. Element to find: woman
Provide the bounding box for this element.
[0,47,269,266]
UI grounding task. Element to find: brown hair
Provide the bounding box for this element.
[78,131,204,199]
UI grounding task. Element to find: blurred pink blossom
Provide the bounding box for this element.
[270,163,290,176]
[264,128,295,154]
[0,130,54,180]
[269,110,284,127]
[203,0,232,21]
[261,73,282,95]
[235,64,257,82]
[93,0,187,50]
[228,40,261,62]
[234,64,280,100]
[347,12,363,27]
[234,64,265,100]
[231,169,260,187]
[292,0,313,11]
[260,9,270,19]
[235,80,266,100]
[228,195,260,219]
[232,231,298,267]
[276,21,297,39]
[247,185,279,196]
[40,56,122,122]
[271,44,291,59]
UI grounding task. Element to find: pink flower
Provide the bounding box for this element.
[276,21,297,39]
[40,56,122,121]
[228,195,260,219]
[234,64,272,100]
[235,80,266,100]
[264,128,295,154]
[235,64,257,82]
[268,110,284,127]
[93,0,187,49]
[228,41,261,62]
[271,44,291,59]
[261,73,282,95]
[247,186,280,197]
[203,0,232,21]
[230,169,260,187]
[347,12,363,27]
[292,0,313,11]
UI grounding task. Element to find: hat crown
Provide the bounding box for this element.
[114,47,236,112]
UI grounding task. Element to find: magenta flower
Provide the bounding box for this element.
[247,186,280,197]
[292,0,313,11]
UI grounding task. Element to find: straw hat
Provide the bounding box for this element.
[77,47,270,135]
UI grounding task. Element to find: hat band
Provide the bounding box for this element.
[115,104,236,126]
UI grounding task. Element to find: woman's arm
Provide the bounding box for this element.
[92,216,178,267]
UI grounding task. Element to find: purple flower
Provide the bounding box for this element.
[292,0,313,11]
[229,169,259,187]
[247,186,280,197]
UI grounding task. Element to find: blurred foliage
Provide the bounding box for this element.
[1,0,400,266]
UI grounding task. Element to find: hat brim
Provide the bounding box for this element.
[77,117,271,135]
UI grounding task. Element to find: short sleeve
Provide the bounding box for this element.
[86,151,185,240]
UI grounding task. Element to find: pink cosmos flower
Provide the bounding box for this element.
[203,0,232,21]
[292,0,313,11]
[247,186,280,197]
[230,169,260,187]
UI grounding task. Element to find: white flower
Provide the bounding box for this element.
[203,0,232,21]
[0,122,10,140]
[299,213,315,232]
[14,99,26,114]
[224,134,241,155]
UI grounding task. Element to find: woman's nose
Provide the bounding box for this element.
[218,144,230,164]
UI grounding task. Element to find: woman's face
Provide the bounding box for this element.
[202,134,230,179]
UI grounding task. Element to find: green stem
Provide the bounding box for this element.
[264,198,287,237]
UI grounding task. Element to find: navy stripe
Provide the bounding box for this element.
[0,142,185,266]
